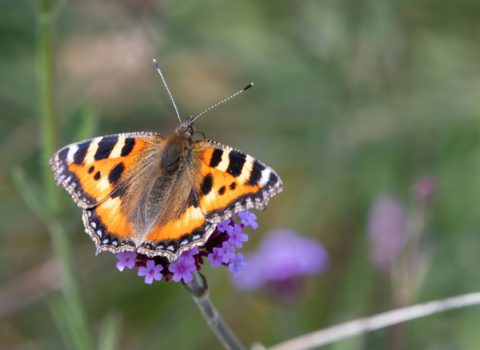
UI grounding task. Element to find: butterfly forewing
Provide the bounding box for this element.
[50,132,165,209]
[191,140,283,223]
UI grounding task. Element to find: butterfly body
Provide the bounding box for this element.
[50,116,282,262]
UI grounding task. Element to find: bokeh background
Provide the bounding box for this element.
[2,0,480,349]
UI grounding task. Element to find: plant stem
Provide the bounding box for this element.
[37,0,57,209]
[36,1,93,349]
[185,272,246,350]
[267,291,480,350]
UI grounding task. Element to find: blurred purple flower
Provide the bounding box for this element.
[217,218,233,234]
[208,247,224,268]
[413,177,438,202]
[229,253,248,279]
[367,196,408,272]
[169,256,197,283]
[238,211,258,230]
[218,241,236,263]
[116,252,137,272]
[138,260,163,284]
[233,230,329,291]
[228,224,249,248]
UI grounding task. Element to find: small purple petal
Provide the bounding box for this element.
[138,260,163,283]
[180,246,199,264]
[219,241,236,263]
[228,224,249,248]
[115,252,137,272]
[138,266,148,276]
[208,248,223,268]
[229,253,248,279]
[238,211,258,230]
[168,257,197,283]
[217,219,233,233]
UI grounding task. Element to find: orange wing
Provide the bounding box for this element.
[191,140,283,223]
[50,132,164,209]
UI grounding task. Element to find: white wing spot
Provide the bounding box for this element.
[167,245,175,251]
[102,239,109,244]
[66,176,72,182]
[246,198,252,203]
[59,166,65,173]
[77,191,81,196]
[91,222,97,229]
[97,230,103,237]
[60,175,66,180]
[88,211,92,217]
[193,235,201,240]
[67,145,79,162]
[112,241,118,246]
[72,183,77,188]
[235,202,241,206]
[260,168,271,185]
[255,197,261,202]
[180,240,189,246]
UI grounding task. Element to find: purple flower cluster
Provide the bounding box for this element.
[115,211,257,284]
[233,229,329,292]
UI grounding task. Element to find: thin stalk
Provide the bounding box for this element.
[267,291,480,350]
[185,272,246,350]
[36,1,93,349]
[37,0,57,209]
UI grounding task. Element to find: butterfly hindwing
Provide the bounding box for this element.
[191,140,283,223]
[137,169,215,260]
[50,132,165,209]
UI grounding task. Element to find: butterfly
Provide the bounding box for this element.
[49,61,283,262]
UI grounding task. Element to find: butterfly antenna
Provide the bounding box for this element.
[153,59,181,123]
[193,83,254,122]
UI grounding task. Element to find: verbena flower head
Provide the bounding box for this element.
[233,229,329,292]
[138,260,163,284]
[114,211,258,284]
[367,196,408,272]
[116,252,137,272]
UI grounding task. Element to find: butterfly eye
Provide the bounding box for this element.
[187,125,195,138]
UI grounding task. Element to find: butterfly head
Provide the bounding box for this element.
[176,116,195,139]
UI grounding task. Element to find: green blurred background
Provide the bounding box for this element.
[2,0,480,349]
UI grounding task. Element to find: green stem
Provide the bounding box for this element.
[36,1,93,349]
[37,0,57,209]
[185,272,246,350]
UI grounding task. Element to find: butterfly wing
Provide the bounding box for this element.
[191,140,283,223]
[50,132,165,209]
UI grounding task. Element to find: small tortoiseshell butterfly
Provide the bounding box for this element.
[50,60,283,262]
